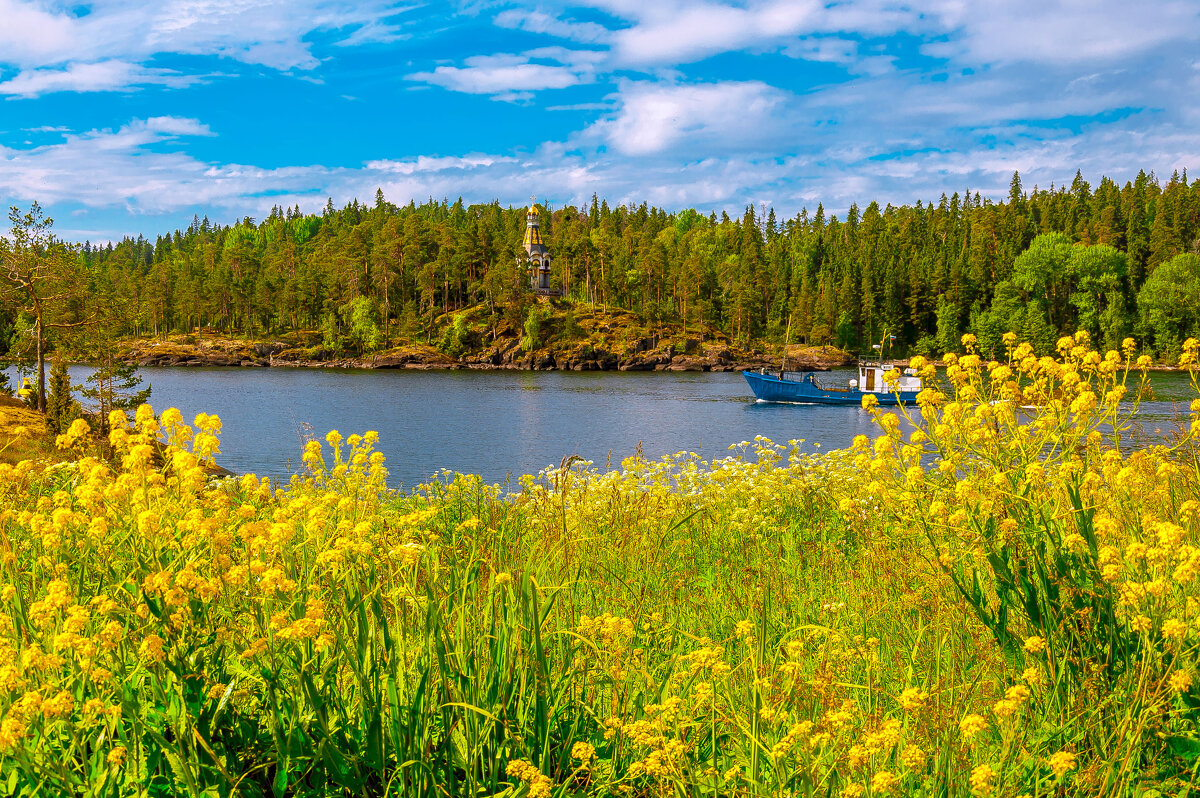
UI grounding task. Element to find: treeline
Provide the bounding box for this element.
[9,169,1200,362]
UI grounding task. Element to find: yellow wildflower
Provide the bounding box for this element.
[1163,619,1188,641]
[0,718,26,751]
[506,759,553,798]
[570,741,596,767]
[900,744,926,769]
[870,771,899,795]
[959,714,988,741]
[898,686,929,711]
[1047,750,1076,779]
[969,764,996,795]
[139,634,166,663]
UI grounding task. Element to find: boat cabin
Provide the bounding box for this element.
[852,363,921,394]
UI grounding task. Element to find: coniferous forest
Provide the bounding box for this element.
[5,168,1200,367]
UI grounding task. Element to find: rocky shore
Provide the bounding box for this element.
[122,335,856,374]
[116,302,864,373]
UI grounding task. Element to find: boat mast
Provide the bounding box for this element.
[779,315,791,377]
[876,329,896,365]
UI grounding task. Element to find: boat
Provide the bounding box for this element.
[743,335,922,405]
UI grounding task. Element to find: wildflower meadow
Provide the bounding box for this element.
[1,332,1199,797]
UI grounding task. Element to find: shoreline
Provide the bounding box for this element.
[101,332,1190,374]
[117,336,858,374]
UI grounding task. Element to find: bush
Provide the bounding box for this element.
[521,305,546,352]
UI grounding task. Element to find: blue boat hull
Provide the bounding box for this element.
[743,370,919,406]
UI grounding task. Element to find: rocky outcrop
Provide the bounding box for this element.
[784,345,856,370]
[665,356,709,372]
[369,345,456,369]
[117,317,854,375]
[126,339,287,367]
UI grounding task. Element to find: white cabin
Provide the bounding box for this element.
[852,364,921,393]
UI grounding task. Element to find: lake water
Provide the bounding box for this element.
[19,366,1200,489]
[118,368,885,488]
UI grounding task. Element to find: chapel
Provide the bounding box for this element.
[522,199,553,293]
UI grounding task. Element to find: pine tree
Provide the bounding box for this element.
[81,358,151,434]
[44,356,79,434]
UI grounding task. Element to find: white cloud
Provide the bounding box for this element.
[559,0,1200,74]
[0,0,80,67]
[0,0,411,95]
[408,50,601,96]
[0,60,206,98]
[2,105,1198,245]
[363,154,515,173]
[608,0,820,67]
[585,80,788,156]
[0,117,230,213]
[493,9,611,43]
[922,0,1200,67]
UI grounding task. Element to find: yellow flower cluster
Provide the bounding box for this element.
[506,759,553,798]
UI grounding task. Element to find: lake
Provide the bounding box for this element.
[19,366,1200,489]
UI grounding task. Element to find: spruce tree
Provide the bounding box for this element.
[44,357,79,434]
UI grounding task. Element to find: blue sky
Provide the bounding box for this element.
[0,0,1198,243]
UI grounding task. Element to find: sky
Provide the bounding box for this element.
[0,0,1198,243]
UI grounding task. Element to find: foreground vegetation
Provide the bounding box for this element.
[1,333,1199,797]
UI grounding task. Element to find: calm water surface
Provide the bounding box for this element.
[76,368,890,488]
[38,366,1200,489]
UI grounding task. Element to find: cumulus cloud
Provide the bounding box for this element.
[409,50,603,97]
[364,154,516,173]
[493,9,611,44]
[607,0,821,67]
[0,60,207,98]
[585,80,789,156]
[557,0,1200,73]
[0,0,80,68]
[0,117,234,213]
[923,0,1200,66]
[412,57,582,94]
[0,0,410,95]
[3,105,1199,245]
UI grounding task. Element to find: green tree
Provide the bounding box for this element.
[44,357,80,434]
[935,296,961,355]
[439,313,470,357]
[1137,253,1200,357]
[0,203,88,411]
[341,297,382,355]
[80,352,151,434]
[521,305,547,352]
[1066,244,1126,345]
[1012,233,1073,330]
